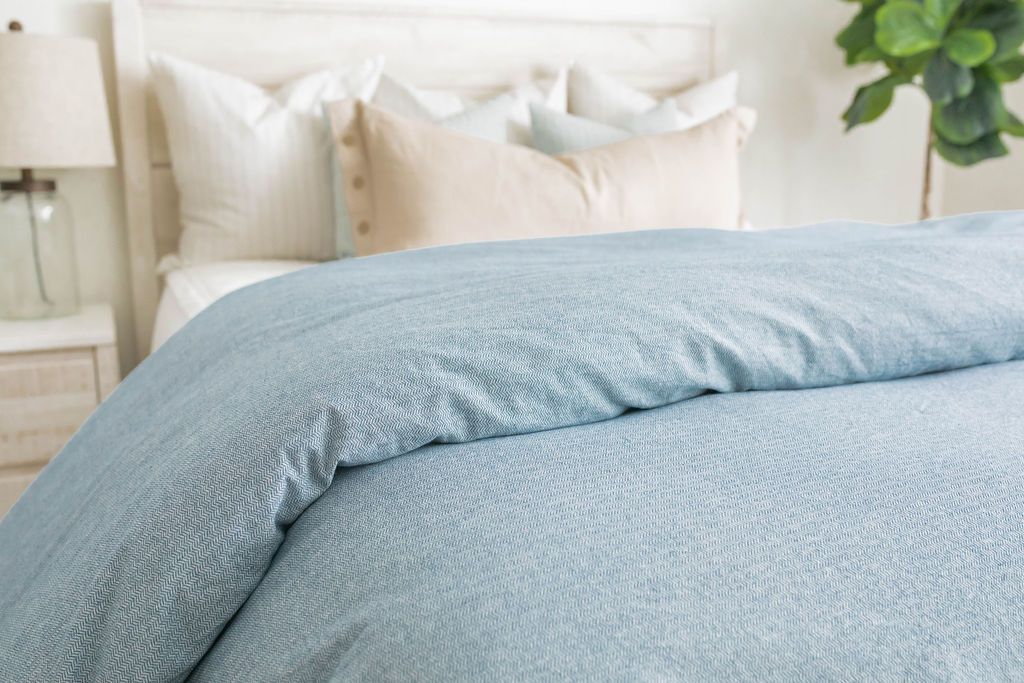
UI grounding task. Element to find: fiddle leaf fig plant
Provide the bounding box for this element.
[837,0,1024,217]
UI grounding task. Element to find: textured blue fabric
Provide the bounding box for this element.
[2,212,1024,681]
[192,360,1024,681]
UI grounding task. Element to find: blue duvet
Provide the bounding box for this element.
[2,212,1024,681]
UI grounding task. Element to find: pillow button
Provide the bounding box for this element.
[352,176,365,190]
[357,220,370,235]
[341,134,356,147]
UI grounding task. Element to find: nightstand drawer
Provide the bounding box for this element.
[0,349,100,468]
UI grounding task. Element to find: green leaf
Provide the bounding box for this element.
[967,4,1024,63]
[843,75,907,130]
[886,49,936,78]
[924,0,962,29]
[934,131,1009,165]
[987,55,1024,82]
[1001,110,1024,137]
[924,50,974,104]
[876,1,943,56]
[837,6,880,65]
[932,74,1003,143]
[853,45,887,64]
[944,28,997,66]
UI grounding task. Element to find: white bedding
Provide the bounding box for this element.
[151,260,316,352]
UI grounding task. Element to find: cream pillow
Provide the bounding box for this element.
[332,71,569,257]
[150,53,384,266]
[327,101,741,256]
[334,81,565,258]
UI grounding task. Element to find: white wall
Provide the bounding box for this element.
[2,0,132,369]
[695,0,934,228]
[6,0,1003,370]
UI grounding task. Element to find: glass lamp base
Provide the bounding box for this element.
[0,180,80,320]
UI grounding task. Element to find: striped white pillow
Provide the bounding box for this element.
[150,53,384,266]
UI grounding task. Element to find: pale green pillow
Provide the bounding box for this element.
[529,100,680,155]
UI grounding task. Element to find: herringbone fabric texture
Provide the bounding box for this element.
[193,360,1024,681]
[2,213,1024,680]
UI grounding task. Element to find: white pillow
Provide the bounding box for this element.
[150,53,384,266]
[568,65,756,143]
[372,71,567,145]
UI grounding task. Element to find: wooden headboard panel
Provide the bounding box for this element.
[112,0,714,356]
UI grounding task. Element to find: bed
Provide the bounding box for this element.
[1,1,1024,681]
[151,261,314,350]
[108,0,717,354]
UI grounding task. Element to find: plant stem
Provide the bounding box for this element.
[920,120,934,221]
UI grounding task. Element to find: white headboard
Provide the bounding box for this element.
[111,0,714,356]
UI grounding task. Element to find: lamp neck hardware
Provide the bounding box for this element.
[1,169,57,193]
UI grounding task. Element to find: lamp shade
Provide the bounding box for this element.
[0,30,115,169]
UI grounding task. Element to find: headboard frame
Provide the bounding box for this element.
[112,0,714,358]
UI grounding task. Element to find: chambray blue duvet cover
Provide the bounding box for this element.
[2,212,1024,682]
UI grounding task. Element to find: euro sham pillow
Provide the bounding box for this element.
[571,64,733,127]
[150,53,383,266]
[568,65,757,145]
[327,100,742,256]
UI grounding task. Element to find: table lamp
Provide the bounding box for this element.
[0,20,115,319]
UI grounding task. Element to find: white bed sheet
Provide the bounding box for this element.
[151,260,316,352]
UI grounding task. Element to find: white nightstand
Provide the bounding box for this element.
[0,304,119,517]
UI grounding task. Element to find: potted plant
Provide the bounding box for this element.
[837,0,1024,218]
